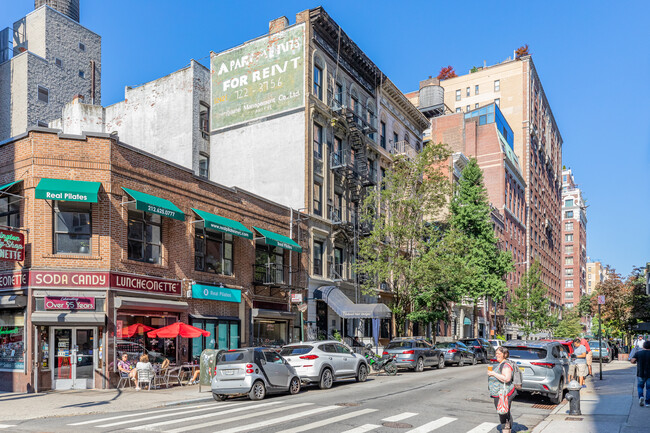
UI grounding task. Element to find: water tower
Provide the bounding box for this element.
[34,0,80,22]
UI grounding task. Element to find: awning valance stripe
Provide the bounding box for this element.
[122,187,185,221]
[35,178,101,203]
[253,226,302,253]
[192,208,253,239]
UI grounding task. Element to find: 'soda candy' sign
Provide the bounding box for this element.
[0,229,24,262]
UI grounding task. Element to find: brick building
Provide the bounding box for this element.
[561,169,587,308]
[0,128,306,392]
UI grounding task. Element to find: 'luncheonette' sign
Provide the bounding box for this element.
[111,273,181,296]
[0,229,24,262]
[211,23,305,131]
[44,296,95,310]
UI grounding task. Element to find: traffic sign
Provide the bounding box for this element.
[597,295,606,305]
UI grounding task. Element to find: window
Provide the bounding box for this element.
[565,303,574,308]
[198,153,209,178]
[393,132,399,146]
[0,194,20,228]
[199,103,209,137]
[565,291,574,299]
[335,83,343,105]
[194,227,233,275]
[475,84,479,95]
[494,98,500,107]
[313,240,324,276]
[0,315,24,370]
[565,234,574,242]
[333,247,343,278]
[563,175,567,182]
[380,167,386,190]
[565,245,574,254]
[466,105,470,112]
[254,245,284,284]
[466,87,470,97]
[79,42,85,51]
[565,199,574,207]
[456,108,461,113]
[313,123,323,159]
[565,256,574,265]
[313,183,322,216]
[333,192,342,220]
[313,64,323,100]
[55,58,62,67]
[78,70,85,78]
[380,121,386,149]
[565,268,574,276]
[494,80,500,92]
[565,222,573,231]
[190,318,240,356]
[128,210,161,264]
[475,103,479,109]
[54,201,91,254]
[37,121,48,127]
[455,89,461,101]
[565,280,574,288]
[37,86,49,103]
[588,273,592,279]
[565,210,574,218]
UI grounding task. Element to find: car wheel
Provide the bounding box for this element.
[437,356,445,369]
[549,378,564,405]
[458,358,465,367]
[319,368,333,389]
[289,376,301,395]
[356,364,368,382]
[415,357,425,372]
[249,380,266,401]
[212,393,227,402]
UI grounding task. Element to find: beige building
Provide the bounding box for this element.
[561,169,587,308]
[586,261,607,295]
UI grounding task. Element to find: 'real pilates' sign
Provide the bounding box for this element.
[0,229,24,262]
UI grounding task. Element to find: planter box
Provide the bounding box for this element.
[618,354,629,361]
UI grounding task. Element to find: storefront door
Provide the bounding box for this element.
[52,327,96,390]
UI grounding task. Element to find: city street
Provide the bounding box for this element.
[1,364,553,432]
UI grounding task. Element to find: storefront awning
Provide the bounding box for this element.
[192,208,253,239]
[0,180,23,194]
[114,296,188,312]
[313,286,392,319]
[35,178,101,202]
[122,187,185,221]
[0,295,27,308]
[253,227,302,253]
[31,311,106,325]
[252,308,296,320]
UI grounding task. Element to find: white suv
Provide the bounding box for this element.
[280,340,369,389]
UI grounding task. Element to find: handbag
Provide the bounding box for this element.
[496,382,510,415]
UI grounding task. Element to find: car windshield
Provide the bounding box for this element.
[589,341,603,348]
[505,347,547,359]
[461,340,479,346]
[218,351,247,363]
[280,346,313,356]
[436,342,456,348]
[488,340,499,345]
[386,341,413,349]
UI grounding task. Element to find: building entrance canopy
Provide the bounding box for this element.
[253,227,302,253]
[35,178,101,202]
[122,187,185,221]
[0,180,23,193]
[191,208,253,239]
[313,286,391,319]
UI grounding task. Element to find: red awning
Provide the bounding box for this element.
[147,322,210,338]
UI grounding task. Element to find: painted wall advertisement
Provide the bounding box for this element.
[211,23,305,131]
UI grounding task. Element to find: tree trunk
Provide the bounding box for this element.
[473,302,479,338]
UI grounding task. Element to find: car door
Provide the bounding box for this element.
[418,341,433,365]
[263,350,290,388]
[556,344,570,378]
[319,343,343,376]
[335,343,357,375]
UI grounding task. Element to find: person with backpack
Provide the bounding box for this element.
[487,346,517,433]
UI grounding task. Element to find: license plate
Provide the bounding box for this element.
[519,367,525,372]
[224,370,235,375]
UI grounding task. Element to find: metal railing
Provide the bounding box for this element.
[252,263,287,285]
[390,140,417,160]
[327,90,377,133]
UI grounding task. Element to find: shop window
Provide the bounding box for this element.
[128,209,161,264]
[313,240,324,276]
[0,194,20,227]
[190,318,240,361]
[194,227,234,275]
[116,315,178,364]
[0,311,24,370]
[253,320,287,346]
[254,245,284,284]
[54,201,91,254]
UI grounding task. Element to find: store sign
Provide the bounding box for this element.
[0,272,27,290]
[44,296,95,310]
[111,273,181,296]
[192,283,241,303]
[0,229,24,262]
[290,293,303,303]
[30,271,109,288]
[211,23,305,130]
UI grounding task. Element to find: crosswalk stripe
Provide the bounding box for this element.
[466,422,499,433]
[68,403,216,426]
[0,425,16,429]
[128,400,289,431]
[383,412,418,422]
[160,403,315,433]
[276,408,378,433]
[341,424,381,433]
[405,416,457,433]
[213,405,342,433]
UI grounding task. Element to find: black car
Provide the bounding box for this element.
[460,338,496,364]
[437,341,476,366]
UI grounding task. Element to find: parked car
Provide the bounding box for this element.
[211,347,301,401]
[437,341,476,366]
[280,340,368,389]
[502,340,569,404]
[488,339,505,350]
[540,339,575,357]
[460,338,496,363]
[589,340,612,363]
[382,338,445,372]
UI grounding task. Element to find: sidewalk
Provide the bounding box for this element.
[532,361,650,433]
[0,383,212,422]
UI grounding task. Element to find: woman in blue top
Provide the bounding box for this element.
[487,346,516,433]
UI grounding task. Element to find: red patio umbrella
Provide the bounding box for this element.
[147,322,210,339]
[121,323,156,338]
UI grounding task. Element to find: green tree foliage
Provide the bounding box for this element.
[357,143,451,335]
[553,309,583,340]
[449,158,512,336]
[577,292,594,318]
[626,267,650,328]
[506,261,553,339]
[591,268,631,338]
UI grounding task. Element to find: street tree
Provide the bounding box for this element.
[626,267,650,330]
[449,158,513,337]
[506,261,553,339]
[591,268,631,338]
[357,143,451,336]
[577,292,594,318]
[553,309,583,340]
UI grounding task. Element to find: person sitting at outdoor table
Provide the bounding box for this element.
[135,354,154,391]
[118,353,137,382]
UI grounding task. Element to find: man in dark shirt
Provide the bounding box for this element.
[630,340,650,407]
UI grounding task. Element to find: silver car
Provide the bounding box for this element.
[211,347,301,401]
[502,341,569,404]
[382,338,445,371]
[280,340,368,389]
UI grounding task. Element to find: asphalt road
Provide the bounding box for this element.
[3,363,555,433]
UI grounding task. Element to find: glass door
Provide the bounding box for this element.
[75,329,95,389]
[53,329,73,390]
[52,328,96,390]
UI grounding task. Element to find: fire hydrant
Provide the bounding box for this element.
[566,380,582,415]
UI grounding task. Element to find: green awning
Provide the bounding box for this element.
[122,187,184,221]
[253,227,302,253]
[0,180,22,192]
[192,208,253,239]
[35,178,101,203]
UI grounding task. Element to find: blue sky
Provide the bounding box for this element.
[5,1,649,276]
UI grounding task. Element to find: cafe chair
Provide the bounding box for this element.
[136,368,154,391]
[117,371,132,389]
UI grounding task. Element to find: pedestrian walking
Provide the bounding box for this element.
[635,335,646,350]
[572,338,588,387]
[487,346,516,433]
[630,340,650,407]
[580,337,593,376]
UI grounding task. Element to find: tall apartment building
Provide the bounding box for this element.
[561,169,587,308]
[423,56,563,310]
[0,1,100,140]
[586,260,607,295]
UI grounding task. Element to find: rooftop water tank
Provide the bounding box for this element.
[419,84,444,109]
[34,0,80,22]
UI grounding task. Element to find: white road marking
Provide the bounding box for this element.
[160,403,315,433]
[466,422,500,433]
[276,408,378,433]
[382,412,418,422]
[68,403,216,425]
[406,416,457,433]
[126,400,286,431]
[0,426,16,429]
[213,405,342,433]
[341,424,381,433]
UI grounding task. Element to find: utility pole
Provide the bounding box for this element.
[597,295,605,380]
